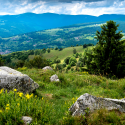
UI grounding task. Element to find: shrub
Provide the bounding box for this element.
[64,57,71,65]
[25,55,50,68]
[62,63,66,68]
[55,64,63,70]
[73,48,77,54]
[69,57,77,66]
[70,61,76,66]
[67,65,71,70]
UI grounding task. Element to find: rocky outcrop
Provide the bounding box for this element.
[42,66,53,71]
[50,74,60,82]
[69,93,125,116]
[0,66,39,93]
[21,116,32,125]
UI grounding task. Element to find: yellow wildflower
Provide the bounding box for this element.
[17,103,20,106]
[25,94,30,99]
[0,89,4,94]
[42,97,44,100]
[18,92,23,97]
[6,104,9,107]
[14,89,17,92]
[30,93,33,98]
[6,107,10,110]
[0,110,2,113]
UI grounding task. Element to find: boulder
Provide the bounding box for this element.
[50,74,60,82]
[69,93,125,116]
[0,66,39,93]
[42,66,53,71]
[21,116,32,125]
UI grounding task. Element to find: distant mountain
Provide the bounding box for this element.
[0,12,125,38]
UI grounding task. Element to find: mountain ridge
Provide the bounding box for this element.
[0,13,125,38]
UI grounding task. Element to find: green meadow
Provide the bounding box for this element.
[42,46,93,61]
[0,67,125,124]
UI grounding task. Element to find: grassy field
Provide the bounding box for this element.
[0,67,125,124]
[42,46,93,61]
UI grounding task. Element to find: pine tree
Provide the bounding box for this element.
[86,20,125,78]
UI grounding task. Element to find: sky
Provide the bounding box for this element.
[0,0,125,16]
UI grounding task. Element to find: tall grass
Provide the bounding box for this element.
[0,67,125,124]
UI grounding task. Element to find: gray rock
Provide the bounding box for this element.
[69,93,125,116]
[21,116,32,125]
[42,66,53,71]
[50,74,60,82]
[0,66,39,93]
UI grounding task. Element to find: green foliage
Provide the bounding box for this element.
[83,44,87,48]
[42,48,46,53]
[67,65,71,69]
[69,57,77,66]
[16,60,25,68]
[83,43,94,49]
[86,20,125,78]
[53,56,61,64]
[62,63,66,68]
[0,54,4,66]
[0,89,55,125]
[64,57,71,65]
[76,61,84,67]
[59,48,63,51]
[47,48,51,53]
[25,55,50,69]
[74,53,79,58]
[88,109,122,125]
[55,64,63,70]
[55,47,58,50]
[3,67,125,124]
[73,48,77,54]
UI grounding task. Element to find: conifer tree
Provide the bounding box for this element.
[86,20,125,78]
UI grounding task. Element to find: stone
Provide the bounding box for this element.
[69,93,125,116]
[50,74,60,82]
[0,66,39,93]
[42,66,53,71]
[21,116,32,125]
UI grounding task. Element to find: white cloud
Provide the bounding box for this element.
[21,1,28,6]
[0,12,13,15]
[0,0,125,16]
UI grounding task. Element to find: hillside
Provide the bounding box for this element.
[0,13,125,38]
[1,20,125,54]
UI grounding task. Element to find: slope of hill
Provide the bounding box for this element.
[0,13,125,38]
[0,22,102,54]
[1,20,125,54]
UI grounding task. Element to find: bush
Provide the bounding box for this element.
[64,57,71,65]
[70,61,76,66]
[55,64,63,70]
[25,55,50,68]
[55,47,58,50]
[47,48,50,53]
[16,60,25,68]
[69,57,77,66]
[73,48,77,54]
[62,63,66,68]
[67,65,71,70]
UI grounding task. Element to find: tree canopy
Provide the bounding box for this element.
[86,20,125,78]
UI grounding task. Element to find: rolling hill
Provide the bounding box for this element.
[0,13,125,54]
[1,20,125,54]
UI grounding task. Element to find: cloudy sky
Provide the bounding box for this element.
[0,0,125,16]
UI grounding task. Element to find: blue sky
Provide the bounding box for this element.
[0,0,125,16]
